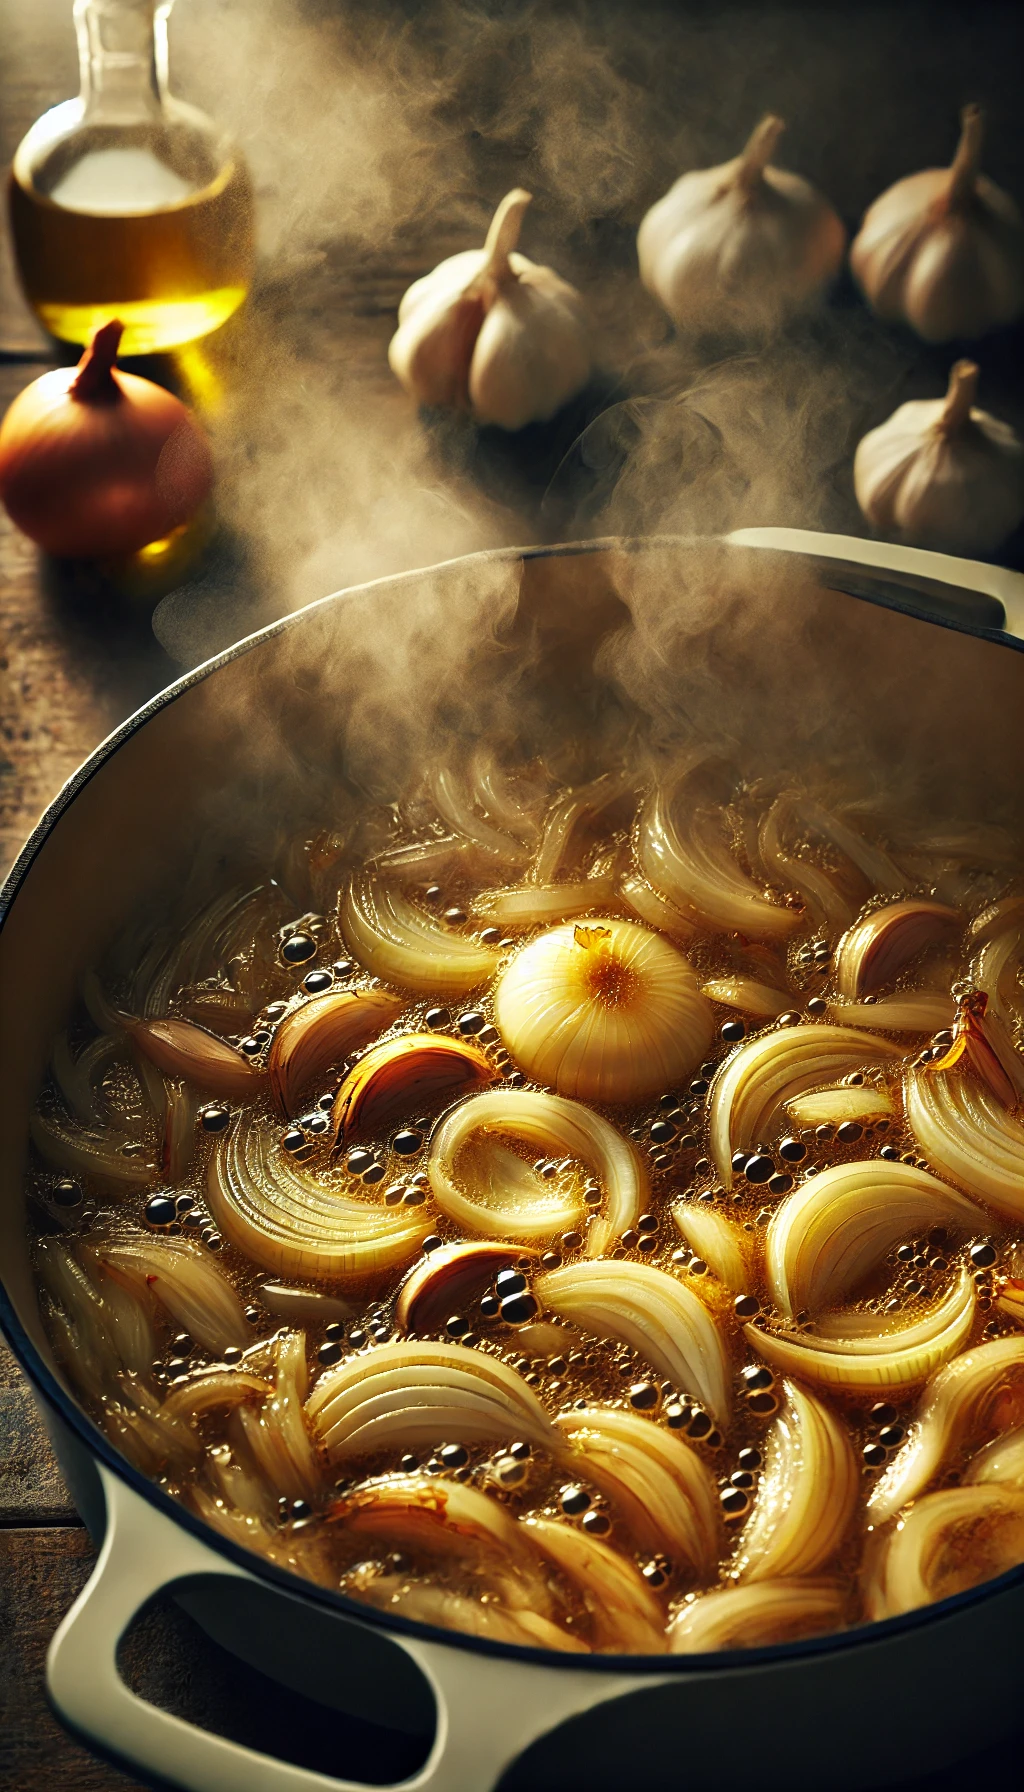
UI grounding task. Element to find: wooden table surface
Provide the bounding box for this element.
[3,2,1024,1787]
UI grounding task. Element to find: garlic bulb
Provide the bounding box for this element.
[850,107,1024,342]
[388,189,591,431]
[854,360,1024,556]
[637,115,846,337]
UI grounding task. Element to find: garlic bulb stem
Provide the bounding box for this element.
[939,360,980,434]
[736,115,785,192]
[478,188,531,289]
[947,105,984,209]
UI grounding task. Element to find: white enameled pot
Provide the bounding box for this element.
[3,532,1024,1792]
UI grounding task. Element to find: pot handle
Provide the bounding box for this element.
[48,1463,656,1792]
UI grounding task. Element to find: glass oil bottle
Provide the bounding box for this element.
[8,0,254,356]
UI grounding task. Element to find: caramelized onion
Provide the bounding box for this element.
[348,1572,585,1651]
[307,1341,557,1459]
[964,1423,1024,1488]
[765,1159,986,1317]
[535,1260,731,1423]
[428,1088,643,1251]
[869,1335,1024,1524]
[268,989,404,1117]
[207,1112,432,1282]
[672,1202,754,1294]
[669,1578,847,1653]
[733,1381,857,1582]
[394,1241,538,1334]
[124,1016,267,1100]
[834,901,960,1000]
[162,1370,273,1421]
[494,919,713,1104]
[96,1238,250,1356]
[332,1033,495,1147]
[708,1024,901,1186]
[341,873,500,995]
[866,1485,1024,1619]
[701,977,790,1019]
[30,1109,156,1185]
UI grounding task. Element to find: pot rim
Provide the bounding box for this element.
[3,532,1023,1676]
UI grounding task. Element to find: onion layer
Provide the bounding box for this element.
[765,1159,986,1317]
[708,1025,902,1186]
[521,1517,667,1652]
[745,1267,976,1392]
[964,1423,1024,1489]
[95,1238,250,1356]
[470,881,616,929]
[268,989,403,1117]
[834,901,960,1000]
[341,873,500,995]
[905,1064,1024,1222]
[494,919,713,1104]
[669,1578,847,1653]
[733,1381,857,1582]
[868,1335,1024,1524]
[207,1113,432,1282]
[535,1259,731,1423]
[640,775,799,941]
[672,1202,754,1294]
[307,1341,557,1458]
[428,1088,644,1252]
[785,1084,895,1129]
[555,1405,720,1573]
[866,1486,1024,1619]
[827,993,956,1033]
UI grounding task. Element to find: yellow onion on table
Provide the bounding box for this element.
[0,320,213,557]
[493,918,714,1103]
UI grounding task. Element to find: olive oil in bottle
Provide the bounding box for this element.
[9,0,254,356]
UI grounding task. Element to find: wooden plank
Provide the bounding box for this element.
[0,1337,80,1526]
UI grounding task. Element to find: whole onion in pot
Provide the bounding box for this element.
[0,320,213,558]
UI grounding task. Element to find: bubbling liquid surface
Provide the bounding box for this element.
[26,758,1024,1654]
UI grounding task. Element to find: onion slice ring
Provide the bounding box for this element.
[905,1064,1024,1222]
[732,1381,857,1582]
[745,1267,976,1392]
[341,873,500,996]
[554,1405,720,1573]
[669,1578,847,1653]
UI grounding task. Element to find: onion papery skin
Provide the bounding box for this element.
[493,918,713,1104]
[535,1259,731,1424]
[207,1113,432,1282]
[307,1341,557,1458]
[866,1486,1024,1620]
[555,1405,720,1573]
[0,321,213,558]
[640,781,800,941]
[868,1335,1024,1525]
[765,1159,987,1318]
[745,1267,976,1392]
[341,873,501,996]
[427,1088,644,1252]
[905,1065,1024,1221]
[669,1578,847,1653]
[268,989,404,1117]
[708,1024,902,1186]
[521,1516,667,1653]
[833,900,961,1000]
[732,1381,858,1583]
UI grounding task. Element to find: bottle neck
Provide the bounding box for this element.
[74,0,172,124]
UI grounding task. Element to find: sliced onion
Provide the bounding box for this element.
[827,993,956,1033]
[640,776,799,941]
[347,1572,585,1652]
[51,1031,127,1132]
[746,1268,976,1392]
[494,920,713,1105]
[428,1088,643,1252]
[82,1248,158,1380]
[268,989,404,1117]
[868,1335,1024,1525]
[555,1405,720,1573]
[124,1016,267,1100]
[834,901,961,1000]
[37,1239,125,1394]
[535,1260,730,1424]
[785,1083,894,1129]
[964,1423,1024,1489]
[96,1238,250,1356]
[102,1383,202,1474]
[701,977,790,1019]
[671,1202,754,1294]
[372,834,468,878]
[341,873,500,995]
[974,920,1024,1036]
[306,1341,557,1458]
[469,747,543,847]
[865,1485,1024,1619]
[162,1078,200,1183]
[257,1284,361,1327]
[207,1112,432,1282]
[765,1159,986,1318]
[969,896,1024,945]
[905,1064,1024,1222]
[997,1279,1024,1326]
[708,1024,902,1186]
[758,796,857,934]
[471,880,616,929]
[394,1241,537,1334]
[332,1033,495,1147]
[521,1516,667,1652]
[162,1370,273,1421]
[535,771,638,885]
[732,1381,857,1582]
[669,1578,847,1653]
[787,799,907,898]
[617,873,698,941]
[237,1331,323,1504]
[30,1109,157,1185]
[427,764,532,866]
